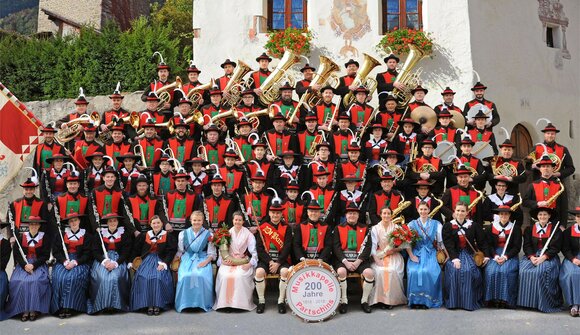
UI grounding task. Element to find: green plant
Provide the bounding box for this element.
[264,27,312,59]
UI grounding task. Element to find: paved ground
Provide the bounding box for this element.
[2,294,578,335]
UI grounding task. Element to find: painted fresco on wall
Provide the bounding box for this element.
[330,0,371,58]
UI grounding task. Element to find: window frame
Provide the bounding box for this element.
[382,0,423,34]
[267,0,308,30]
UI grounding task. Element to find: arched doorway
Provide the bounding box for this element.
[511,124,533,160]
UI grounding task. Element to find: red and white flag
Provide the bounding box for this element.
[0,82,43,192]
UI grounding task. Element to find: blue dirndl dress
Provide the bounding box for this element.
[88,250,130,314]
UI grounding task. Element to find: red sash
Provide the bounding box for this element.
[260,222,288,252]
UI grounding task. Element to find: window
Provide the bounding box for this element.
[382,0,422,33]
[545,25,561,48]
[268,0,307,30]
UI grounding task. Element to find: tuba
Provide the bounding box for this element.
[300,55,340,109]
[391,45,430,107]
[342,53,381,107]
[187,79,214,108]
[156,76,183,110]
[223,60,253,106]
[258,50,300,106]
[55,112,101,144]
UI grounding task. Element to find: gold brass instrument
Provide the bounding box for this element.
[55,112,101,144]
[545,179,565,207]
[528,150,563,172]
[322,102,340,129]
[390,44,430,107]
[156,76,183,110]
[378,164,405,181]
[133,144,147,169]
[510,193,523,211]
[184,111,204,126]
[342,53,380,107]
[223,60,253,106]
[187,79,214,108]
[197,145,208,162]
[210,108,239,129]
[412,162,437,173]
[467,186,485,213]
[245,106,275,129]
[429,195,444,218]
[391,200,411,225]
[98,111,140,143]
[451,157,478,177]
[490,156,518,177]
[258,50,300,106]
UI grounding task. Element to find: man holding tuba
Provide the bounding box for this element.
[56,88,91,129]
[335,59,360,110]
[295,63,321,99]
[249,53,272,95]
[376,54,405,108]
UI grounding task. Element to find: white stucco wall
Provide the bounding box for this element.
[191,0,473,109]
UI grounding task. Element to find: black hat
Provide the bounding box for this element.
[473,109,490,119]
[459,135,474,146]
[135,174,150,184]
[278,82,294,91]
[384,54,400,63]
[146,92,161,102]
[353,85,370,95]
[420,138,437,149]
[530,206,554,219]
[22,216,46,224]
[440,87,456,95]
[45,154,70,164]
[541,123,560,133]
[568,206,580,215]
[499,139,515,148]
[41,123,58,133]
[269,201,284,211]
[63,212,85,221]
[385,94,398,102]
[115,153,141,163]
[220,59,237,68]
[471,82,487,91]
[344,59,359,68]
[102,165,117,176]
[413,179,435,187]
[256,52,272,62]
[411,85,428,95]
[320,85,335,94]
[109,82,124,99]
[185,157,209,166]
[341,174,362,183]
[306,200,322,210]
[438,109,452,118]
[345,202,361,212]
[454,164,472,176]
[380,149,404,163]
[186,62,201,73]
[65,170,81,182]
[537,154,556,167]
[300,63,316,73]
[102,212,123,221]
[493,205,513,214]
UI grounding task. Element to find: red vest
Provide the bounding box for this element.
[309,187,335,210]
[35,142,64,170]
[314,103,336,126]
[467,128,493,142]
[219,167,244,194]
[259,222,288,253]
[297,130,318,156]
[204,142,227,166]
[105,142,132,168]
[379,111,403,130]
[245,192,269,222]
[13,198,44,229]
[137,137,164,168]
[251,71,270,88]
[337,224,367,251]
[167,137,196,165]
[310,160,336,184]
[341,160,367,189]
[449,187,479,217]
[415,156,442,172]
[534,143,565,161]
[94,188,122,216]
[128,195,158,226]
[348,103,373,128]
[57,193,88,219]
[373,191,401,215]
[300,223,328,251]
[23,233,44,259]
[532,180,561,209]
[332,132,353,157]
[282,200,304,224]
[433,126,457,143]
[205,195,232,228]
[266,131,292,156]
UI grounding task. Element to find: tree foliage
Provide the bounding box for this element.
[0,14,185,101]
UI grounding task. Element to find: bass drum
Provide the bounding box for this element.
[286,259,340,322]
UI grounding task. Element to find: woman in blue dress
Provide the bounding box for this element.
[5,216,51,321]
[559,206,580,316]
[484,205,522,308]
[175,211,216,312]
[88,213,132,314]
[407,201,443,309]
[442,201,489,311]
[0,221,12,320]
[517,207,562,312]
[51,212,93,318]
[130,215,177,316]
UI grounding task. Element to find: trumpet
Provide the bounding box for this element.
[156,76,183,110]
[258,50,300,106]
[98,111,140,143]
[223,60,253,107]
[55,112,101,144]
[342,53,380,107]
[184,111,204,126]
[187,79,214,108]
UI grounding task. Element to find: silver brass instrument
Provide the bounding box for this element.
[258,50,300,106]
[390,44,430,107]
[342,53,380,107]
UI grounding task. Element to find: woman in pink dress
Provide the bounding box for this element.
[213,212,258,311]
[369,206,409,308]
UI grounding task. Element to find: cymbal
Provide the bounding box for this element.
[450,110,465,129]
[410,106,437,130]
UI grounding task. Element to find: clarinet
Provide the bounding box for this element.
[52,197,70,261]
[8,207,29,265]
[121,193,137,231]
[161,194,170,226]
[83,168,89,196]
[235,192,254,226]
[200,192,211,228]
[321,191,339,223]
[91,191,102,229]
[359,165,368,191]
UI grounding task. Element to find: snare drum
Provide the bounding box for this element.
[286,259,340,322]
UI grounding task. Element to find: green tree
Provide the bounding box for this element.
[151,0,193,62]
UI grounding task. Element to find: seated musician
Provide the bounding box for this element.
[293,200,333,264]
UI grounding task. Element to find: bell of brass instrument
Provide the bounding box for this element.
[184,111,205,126]
[545,179,565,207]
[258,50,300,106]
[490,156,519,177]
[244,108,271,129]
[391,45,430,107]
[133,144,147,169]
[510,193,523,211]
[379,164,405,181]
[429,195,444,218]
[528,151,563,172]
[467,186,485,213]
[210,108,238,129]
[308,130,327,157]
[156,76,183,110]
[342,53,380,107]
[413,162,438,173]
[55,112,101,144]
[298,55,340,111]
[223,61,253,107]
[392,200,411,218]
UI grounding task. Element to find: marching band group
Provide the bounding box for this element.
[0,49,578,322]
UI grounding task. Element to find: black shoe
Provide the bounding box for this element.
[64,309,72,318]
[153,307,160,316]
[147,307,154,316]
[339,303,348,314]
[361,302,371,313]
[20,313,29,322]
[256,303,265,314]
[278,303,286,314]
[29,312,37,321]
[58,310,66,319]
[385,304,393,310]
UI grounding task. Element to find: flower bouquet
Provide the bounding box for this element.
[388,223,421,250]
[264,27,312,59]
[376,28,434,57]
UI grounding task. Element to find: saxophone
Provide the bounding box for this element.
[429,195,444,218]
[510,193,523,211]
[545,179,565,207]
[467,186,485,213]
